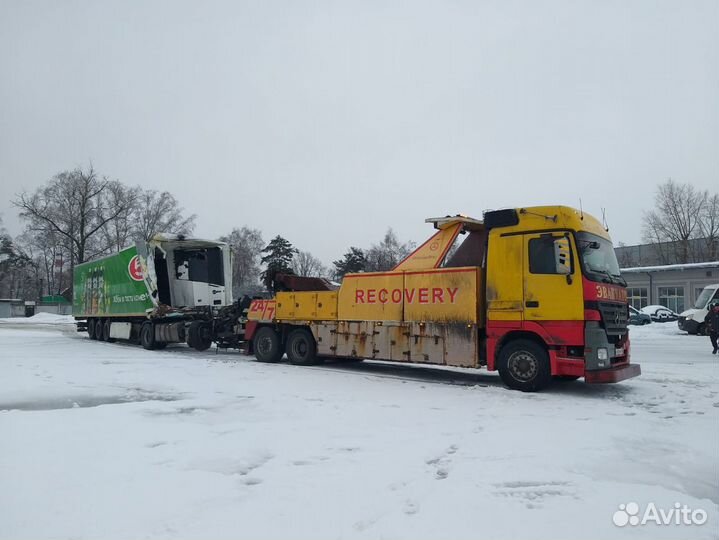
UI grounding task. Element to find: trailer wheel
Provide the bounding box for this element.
[188,321,212,351]
[286,328,320,366]
[497,339,552,392]
[88,318,97,340]
[103,319,116,343]
[96,319,107,342]
[253,326,283,363]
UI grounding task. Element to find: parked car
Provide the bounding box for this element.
[628,306,651,325]
[640,305,679,322]
[678,283,719,335]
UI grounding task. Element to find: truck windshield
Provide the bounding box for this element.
[576,232,624,285]
[694,287,718,309]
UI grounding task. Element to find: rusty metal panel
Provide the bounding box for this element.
[403,267,480,324]
[334,321,375,358]
[310,322,337,356]
[443,323,479,368]
[337,272,404,321]
[407,322,445,364]
[367,322,406,361]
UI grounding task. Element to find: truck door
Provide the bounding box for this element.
[522,233,583,322]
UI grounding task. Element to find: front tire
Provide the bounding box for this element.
[188,321,212,351]
[497,339,552,392]
[286,328,321,365]
[253,326,284,363]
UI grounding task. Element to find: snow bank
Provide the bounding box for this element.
[0,325,717,540]
[0,312,74,325]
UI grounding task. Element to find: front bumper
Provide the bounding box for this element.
[585,363,641,384]
[677,317,699,333]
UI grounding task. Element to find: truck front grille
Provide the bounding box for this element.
[598,302,628,337]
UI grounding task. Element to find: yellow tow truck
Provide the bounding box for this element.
[245,206,640,391]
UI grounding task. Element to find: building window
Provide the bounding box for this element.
[627,287,648,309]
[658,286,684,313]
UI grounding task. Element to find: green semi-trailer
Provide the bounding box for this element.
[73,235,245,351]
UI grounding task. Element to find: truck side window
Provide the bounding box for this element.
[529,236,559,274]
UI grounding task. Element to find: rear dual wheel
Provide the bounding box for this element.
[252,326,322,365]
[88,318,97,340]
[140,322,167,350]
[253,326,283,363]
[95,319,105,342]
[103,319,116,343]
[286,328,321,366]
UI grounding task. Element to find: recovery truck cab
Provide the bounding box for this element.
[246,206,640,391]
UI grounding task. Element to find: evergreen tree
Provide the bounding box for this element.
[333,247,366,278]
[260,235,298,291]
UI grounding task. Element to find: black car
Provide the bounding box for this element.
[628,306,651,325]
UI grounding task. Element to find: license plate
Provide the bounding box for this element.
[614,346,624,357]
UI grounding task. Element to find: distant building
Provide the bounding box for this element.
[615,237,718,268]
[620,261,719,312]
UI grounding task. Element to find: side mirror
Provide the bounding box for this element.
[553,236,572,276]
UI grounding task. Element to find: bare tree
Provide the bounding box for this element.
[132,189,196,242]
[14,166,131,266]
[697,193,719,260]
[642,179,707,264]
[293,250,327,278]
[100,181,140,252]
[219,226,264,296]
[365,228,415,272]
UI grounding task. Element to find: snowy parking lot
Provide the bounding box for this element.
[1,316,718,540]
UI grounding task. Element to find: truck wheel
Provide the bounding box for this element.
[103,319,116,343]
[88,318,97,340]
[253,326,283,363]
[188,321,212,351]
[696,323,706,336]
[497,339,552,392]
[140,322,157,350]
[286,328,320,365]
[96,319,107,342]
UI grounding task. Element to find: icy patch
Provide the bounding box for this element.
[0,390,181,411]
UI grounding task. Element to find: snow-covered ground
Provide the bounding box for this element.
[1,321,717,540]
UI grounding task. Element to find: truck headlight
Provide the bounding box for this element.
[597,348,609,361]
[685,314,693,320]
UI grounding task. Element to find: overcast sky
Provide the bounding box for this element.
[1,0,717,264]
